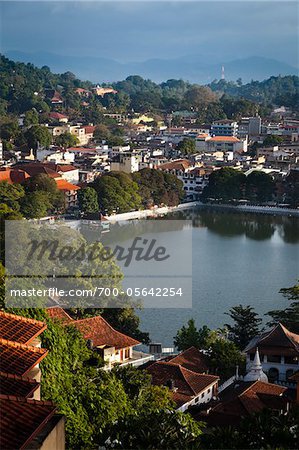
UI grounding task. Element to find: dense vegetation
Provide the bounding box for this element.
[1,54,298,124]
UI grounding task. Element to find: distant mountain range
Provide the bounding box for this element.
[5,51,298,84]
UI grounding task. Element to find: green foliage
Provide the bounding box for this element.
[202,168,274,204]
[20,191,52,218]
[132,168,184,208]
[0,181,25,210]
[23,173,65,213]
[177,138,196,155]
[245,171,274,203]
[202,406,299,449]
[24,124,52,150]
[262,135,283,146]
[202,168,246,202]
[225,305,262,349]
[208,338,245,380]
[54,131,79,148]
[174,319,210,351]
[267,280,299,333]
[24,108,39,126]
[93,172,142,214]
[103,409,203,449]
[102,306,150,344]
[78,186,99,213]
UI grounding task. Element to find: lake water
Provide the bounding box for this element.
[137,208,299,347]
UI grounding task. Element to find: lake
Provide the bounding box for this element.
[137,208,299,347]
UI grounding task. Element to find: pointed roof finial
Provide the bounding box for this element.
[244,347,268,383]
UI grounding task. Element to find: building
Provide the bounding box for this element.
[49,112,68,123]
[0,311,65,449]
[55,179,80,209]
[245,323,299,382]
[147,347,219,411]
[46,307,153,369]
[211,120,238,137]
[110,151,141,173]
[44,89,63,105]
[51,125,95,146]
[238,116,261,138]
[92,85,117,97]
[207,136,247,153]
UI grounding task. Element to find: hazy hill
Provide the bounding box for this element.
[5,51,298,84]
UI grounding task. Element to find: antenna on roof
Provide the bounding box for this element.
[221,65,225,80]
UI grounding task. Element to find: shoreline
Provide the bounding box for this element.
[106,201,299,222]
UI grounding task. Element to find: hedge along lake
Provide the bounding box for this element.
[135,207,299,347]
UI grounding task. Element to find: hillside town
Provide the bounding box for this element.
[0,54,299,449]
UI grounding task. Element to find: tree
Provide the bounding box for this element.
[225,305,262,349]
[202,168,246,202]
[208,338,245,380]
[78,187,99,214]
[0,181,25,211]
[24,108,39,127]
[184,85,217,111]
[177,138,196,155]
[263,135,283,146]
[174,319,210,351]
[24,174,64,211]
[245,171,274,203]
[93,124,110,142]
[267,280,299,333]
[20,191,52,218]
[93,173,142,214]
[103,409,203,449]
[24,125,52,150]
[55,132,79,148]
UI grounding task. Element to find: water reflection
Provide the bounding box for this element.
[171,207,299,243]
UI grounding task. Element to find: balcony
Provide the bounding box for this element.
[119,350,155,368]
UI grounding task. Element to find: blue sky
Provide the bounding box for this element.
[0,1,298,66]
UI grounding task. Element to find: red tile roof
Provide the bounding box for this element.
[46,307,140,350]
[0,339,48,377]
[46,307,73,323]
[49,112,68,120]
[69,315,140,349]
[205,380,287,426]
[158,159,191,171]
[0,395,56,450]
[0,311,47,345]
[168,347,209,373]
[55,179,80,191]
[245,323,299,356]
[84,126,96,134]
[147,361,218,408]
[0,372,39,398]
[209,136,240,142]
[14,163,61,179]
[0,169,30,184]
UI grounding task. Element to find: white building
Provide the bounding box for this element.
[245,323,299,383]
[211,120,238,137]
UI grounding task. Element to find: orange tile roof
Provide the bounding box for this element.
[158,159,191,171]
[168,347,209,373]
[0,339,48,377]
[46,307,73,323]
[0,371,39,398]
[0,395,56,450]
[209,380,287,423]
[46,307,140,350]
[55,179,80,191]
[69,315,140,350]
[209,136,240,142]
[0,169,30,184]
[0,311,47,345]
[147,361,218,408]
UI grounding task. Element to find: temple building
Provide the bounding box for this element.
[244,323,299,382]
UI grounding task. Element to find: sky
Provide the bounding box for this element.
[0,1,298,66]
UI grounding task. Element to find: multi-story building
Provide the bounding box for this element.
[238,116,261,138]
[110,151,141,173]
[211,120,238,137]
[245,323,299,383]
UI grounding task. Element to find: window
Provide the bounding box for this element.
[208,388,211,394]
[194,397,199,403]
[285,356,298,365]
[268,367,279,382]
[267,355,281,363]
[201,392,204,398]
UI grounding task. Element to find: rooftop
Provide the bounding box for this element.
[0,371,39,398]
[0,311,47,345]
[0,395,56,450]
[0,338,48,377]
[245,323,299,356]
